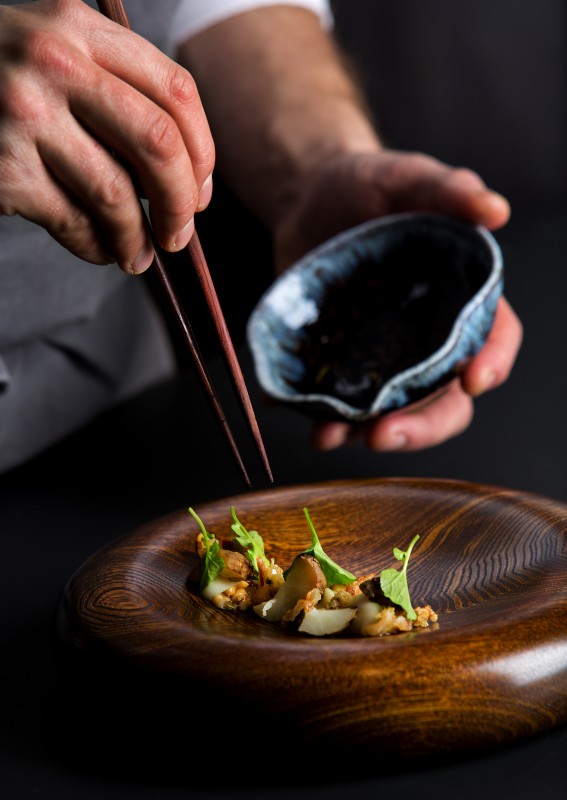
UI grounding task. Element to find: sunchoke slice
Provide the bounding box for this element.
[255,554,325,622]
[298,606,357,636]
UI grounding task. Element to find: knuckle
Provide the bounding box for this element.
[196,136,216,174]
[399,151,433,176]
[408,150,438,168]
[53,218,116,266]
[166,64,200,108]
[140,108,181,163]
[22,27,75,77]
[0,26,84,122]
[177,187,200,218]
[89,167,134,214]
[49,203,87,239]
[152,187,199,236]
[451,166,480,183]
[165,65,215,172]
[48,208,109,263]
[0,79,46,124]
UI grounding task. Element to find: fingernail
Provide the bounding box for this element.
[384,431,408,451]
[486,192,510,214]
[173,217,194,251]
[476,368,497,395]
[490,191,508,204]
[197,174,213,211]
[130,242,154,275]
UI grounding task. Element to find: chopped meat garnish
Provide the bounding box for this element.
[359,604,438,637]
[211,580,253,611]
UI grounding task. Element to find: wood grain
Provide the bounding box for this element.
[55,478,567,756]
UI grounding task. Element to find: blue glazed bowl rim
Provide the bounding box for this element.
[247,211,504,420]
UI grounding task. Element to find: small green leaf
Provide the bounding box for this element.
[230,506,267,574]
[379,534,420,620]
[288,507,356,586]
[189,507,224,590]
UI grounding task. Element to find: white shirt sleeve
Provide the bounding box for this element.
[166,0,333,55]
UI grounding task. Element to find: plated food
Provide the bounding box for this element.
[189,505,438,637]
[55,478,567,754]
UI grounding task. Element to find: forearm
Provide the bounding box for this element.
[175,6,381,229]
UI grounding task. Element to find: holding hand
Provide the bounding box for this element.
[0,0,214,273]
[272,149,522,452]
[176,5,522,454]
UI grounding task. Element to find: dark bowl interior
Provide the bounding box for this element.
[248,213,503,420]
[287,221,491,409]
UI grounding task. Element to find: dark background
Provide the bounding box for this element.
[2,2,567,798]
[186,0,567,504]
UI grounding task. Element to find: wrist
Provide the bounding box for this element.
[266,102,382,228]
[177,5,382,228]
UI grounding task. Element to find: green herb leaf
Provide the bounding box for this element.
[189,507,224,591]
[379,534,420,620]
[289,507,356,586]
[230,506,266,574]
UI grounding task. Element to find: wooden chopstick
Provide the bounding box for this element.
[148,235,255,488]
[186,232,273,482]
[95,0,273,487]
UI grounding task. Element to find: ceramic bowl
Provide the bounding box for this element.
[247,212,503,421]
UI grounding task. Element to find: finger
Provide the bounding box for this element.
[377,152,511,230]
[38,124,155,273]
[72,21,215,250]
[33,0,217,197]
[364,380,474,451]
[87,18,216,186]
[69,64,212,253]
[22,4,215,252]
[0,140,115,266]
[2,69,154,272]
[1,1,213,262]
[310,420,352,450]
[434,167,511,230]
[460,297,523,396]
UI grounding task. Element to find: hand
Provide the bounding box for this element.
[0,0,215,273]
[272,149,523,452]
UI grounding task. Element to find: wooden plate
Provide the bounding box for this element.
[56,477,567,756]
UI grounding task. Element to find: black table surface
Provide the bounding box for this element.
[2,210,567,799]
